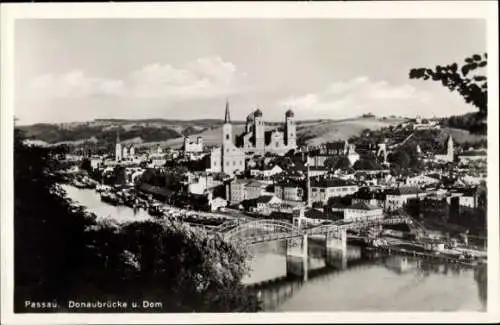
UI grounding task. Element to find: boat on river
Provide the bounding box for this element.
[148,203,165,218]
[100,191,121,206]
[73,179,88,189]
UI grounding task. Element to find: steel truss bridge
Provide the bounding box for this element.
[210,216,412,245]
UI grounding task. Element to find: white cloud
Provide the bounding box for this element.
[278,76,469,119]
[281,93,318,109]
[27,56,243,101]
[29,70,125,99]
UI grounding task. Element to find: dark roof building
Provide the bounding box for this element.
[385,186,422,196]
[310,176,357,188]
[275,179,305,188]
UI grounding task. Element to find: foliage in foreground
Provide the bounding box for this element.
[14,128,256,312]
[409,53,487,134]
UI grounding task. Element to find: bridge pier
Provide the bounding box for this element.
[286,234,308,281]
[325,229,347,270]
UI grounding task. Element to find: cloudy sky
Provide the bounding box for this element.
[15,19,485,125]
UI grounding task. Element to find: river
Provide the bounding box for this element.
[62,184,486,312]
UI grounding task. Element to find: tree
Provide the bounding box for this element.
[324,156,351,170]
[14,129,97,310]
[117,221,256,312]
[165,166,189,191]
[388,150,411,169]
[102,165,127,185]
[409,53,487,118]
[353,156,381,171]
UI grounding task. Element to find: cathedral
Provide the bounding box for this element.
[237,107,297,155]
[208,101,246,175]
[208,101,298,176]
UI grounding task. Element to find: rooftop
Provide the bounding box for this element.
[459,150,487,157]
[348,202,381,210]
[310,176,356,188]
[324,141,348,150]
[386,186,422,196]
[245,180,266,187]
[304,208,341,220]
[275,179,305,188]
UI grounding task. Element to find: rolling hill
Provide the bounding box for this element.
[22,116,485,152]
[17,116,409,149]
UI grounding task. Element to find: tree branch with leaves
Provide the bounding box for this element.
[409,53,487,118]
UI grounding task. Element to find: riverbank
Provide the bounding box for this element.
[365,245,484,268]
[61,182,241,227]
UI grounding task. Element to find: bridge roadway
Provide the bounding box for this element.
[211,216,412,244]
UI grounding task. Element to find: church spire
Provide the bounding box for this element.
[224,99,231,124]
[116,127,121,143]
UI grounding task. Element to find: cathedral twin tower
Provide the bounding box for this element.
[223,100,297,154]
[209,100,297,175]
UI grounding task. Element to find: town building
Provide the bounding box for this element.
[308,140,360,167]
[226,178,268,205]
[114,129,136,162]
[274,179,305,203]
[411,115,441,130]
[245,180,268,199]
[250,165,284,178]
[227,179,249,204]
[309,176,359,205]
[308,166,330,178]
[187,172,224,195]
[405,174,440,187]
[243,194,283,215]
[207,101,246,176]
[458,149,487,164]
[454,188,481,208]
[183,136,204,153]
[351,189,386,208]
[329,202,384,222]
[149,153,167,168]
[89,155,103,169]
[384,186,427,212]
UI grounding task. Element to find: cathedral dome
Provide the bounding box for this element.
[285,109,294,117]
[254,109,263,117]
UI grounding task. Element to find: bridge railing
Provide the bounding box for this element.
[223,219,302,241]
[218,216,412,243]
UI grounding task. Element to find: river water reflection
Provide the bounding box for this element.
[63,184,486,312]
[245,240,486,312]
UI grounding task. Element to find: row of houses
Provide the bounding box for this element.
[218,172,484,218]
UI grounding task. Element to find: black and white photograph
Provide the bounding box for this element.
[1,2,498,324]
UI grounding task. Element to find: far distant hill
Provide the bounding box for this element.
[16,116,405,149]
[18,115,485,152]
